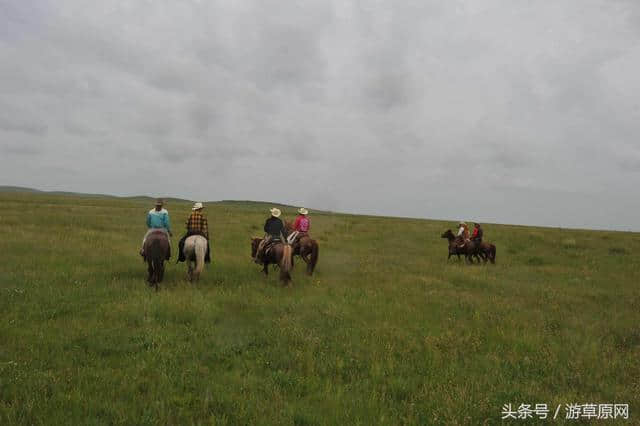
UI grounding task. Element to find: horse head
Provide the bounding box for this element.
[250,237,262,258]
[441,229,455,240]
[284,221,294,233]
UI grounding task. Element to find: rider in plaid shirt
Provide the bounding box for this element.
[178,202,211,263]
[185,203,209,238]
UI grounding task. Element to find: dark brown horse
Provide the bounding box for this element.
[441,230,496,264]
[441,229,483,263]
[478,241,496,264]
[251,237,294,285]
[284,221,319,275]
[143,230,170,290]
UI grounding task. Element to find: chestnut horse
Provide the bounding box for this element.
[143,230,170,290]
[284,221,319,275]
[251,238,294,285]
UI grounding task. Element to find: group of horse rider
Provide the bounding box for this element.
[254,207,311,264]
[139,199,311,264]
[140,199,211,262]
[455,221,484,248]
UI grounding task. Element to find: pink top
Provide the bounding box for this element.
[294,215,310,232]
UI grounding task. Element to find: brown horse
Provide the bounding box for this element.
[441,229,483,263]
[478,241,496,264]
[284,222,319,275]
[143,230,170,290]
[251,237,294,285]
[441,230,496,264]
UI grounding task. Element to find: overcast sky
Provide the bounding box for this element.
[1,0,639,231]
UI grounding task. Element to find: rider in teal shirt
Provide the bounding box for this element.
[147,206,171,231]
[140,199,172,257]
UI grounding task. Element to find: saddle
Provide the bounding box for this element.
[455,236,470,248]
[287,231,310,245]
[264,237,282,256]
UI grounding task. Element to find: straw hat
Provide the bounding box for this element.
[298,207,308,215]
[192,202,204,210]
[459,221,467,226]
[270,208,281,217]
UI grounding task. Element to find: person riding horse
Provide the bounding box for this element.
[140,199,172,259]
[456,221,470,248]
[287,207,311,244]
[471,222,483,244]
[177,202,211,263]
[254,208,287,264]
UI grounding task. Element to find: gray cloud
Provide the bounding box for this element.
[1,0,640,230]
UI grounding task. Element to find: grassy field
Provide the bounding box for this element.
[0,191,638,425]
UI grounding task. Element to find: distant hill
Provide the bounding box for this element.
[220,200,297,209]
[0,186,43,193]
[0,186,300,211]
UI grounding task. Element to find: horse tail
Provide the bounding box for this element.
[490,245,496,264]
[308,240,319,275]
[151,256,163,289]
[281,244,292,272]
[195,237,206,275]
[147,239,165,288]
[280,244,293,283]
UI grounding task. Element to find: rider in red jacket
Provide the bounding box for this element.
[471,222,483,243]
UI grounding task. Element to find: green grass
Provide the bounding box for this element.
[0,192,638,424]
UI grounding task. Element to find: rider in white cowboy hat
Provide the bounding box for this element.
[177,202,211,263]
[186,202,208,238]
[287,207,311,244]
[456,221,470,247]
[255,207,287,263]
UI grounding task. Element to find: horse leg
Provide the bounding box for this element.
[147,262,155,285]
[158,261,164,283]
[154,266,159,291]
[301,250,312,275]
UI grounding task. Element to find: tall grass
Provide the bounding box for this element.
[0,192,638,424]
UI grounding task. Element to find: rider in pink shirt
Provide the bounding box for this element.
[293,208,310,233]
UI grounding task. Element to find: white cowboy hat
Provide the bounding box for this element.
[459,221,467,226]
[270,208,281,217]
[192,202,204,210]
[298,207,308,215]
